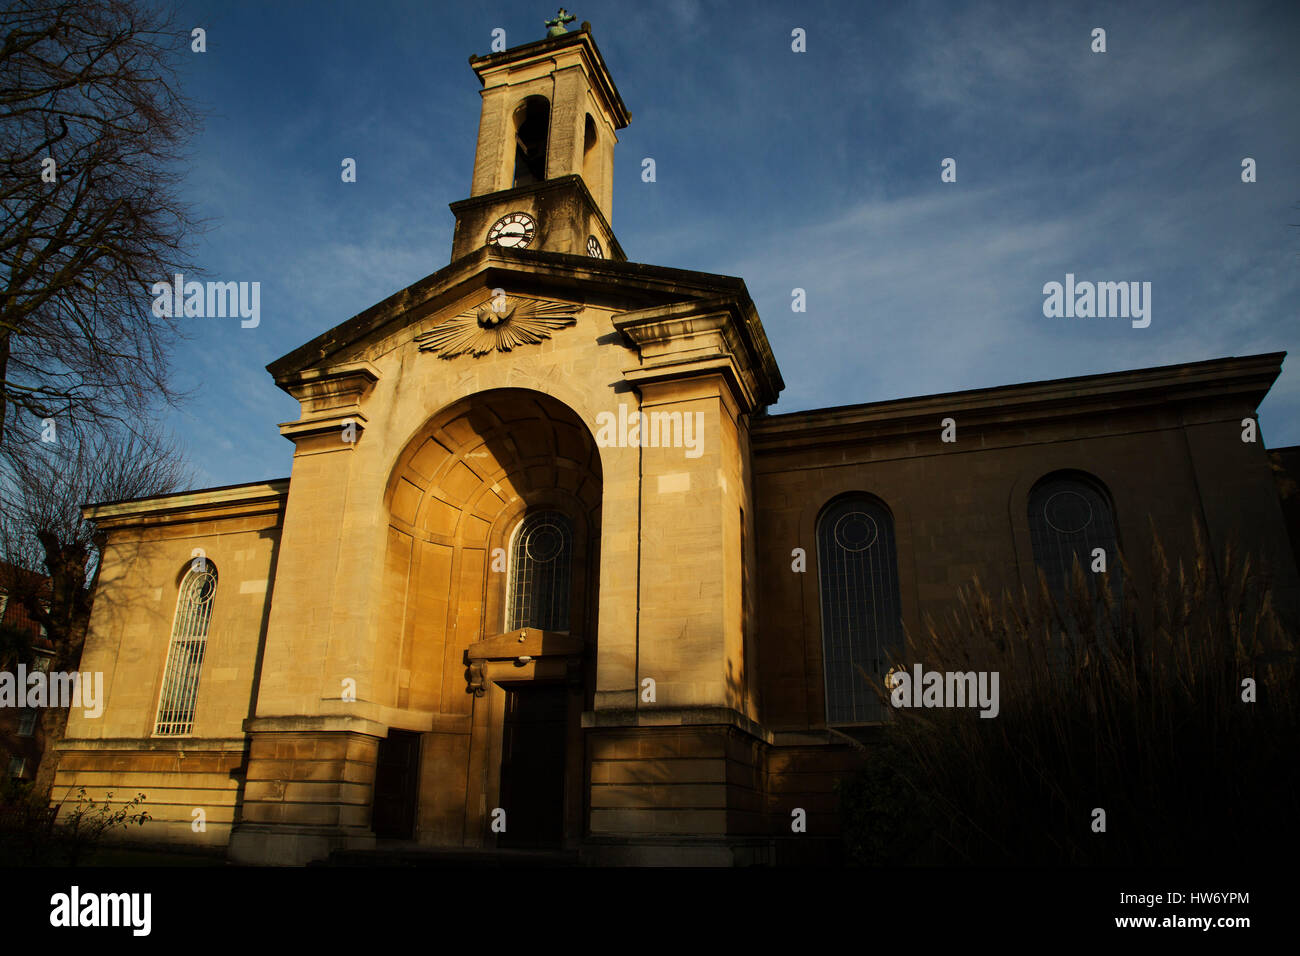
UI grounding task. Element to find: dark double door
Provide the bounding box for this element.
[498,684,568,847]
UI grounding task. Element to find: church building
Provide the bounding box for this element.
[53,22,1299,865]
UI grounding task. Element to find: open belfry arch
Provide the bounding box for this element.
[451,22,628,263]
[55,16,1297,867]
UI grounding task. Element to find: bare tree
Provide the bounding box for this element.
[0,616,37,670]
[0,0,202,445]
[0,422,190,797]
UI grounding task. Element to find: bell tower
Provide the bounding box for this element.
[449,15,631,262]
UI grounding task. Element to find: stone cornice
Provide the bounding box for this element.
[623,356,752,421]
[469,27,631,129]
[581,705,774,743]
[242,715,389,736]
[751,352,1286,454]
[448,174,627,261]
[274,360,380,449]
[56,737,249,753]
[273,359,379,404]
[83,479,290,529]
[614,296,783,410]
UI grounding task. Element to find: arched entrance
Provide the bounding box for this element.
[377,388,602,849]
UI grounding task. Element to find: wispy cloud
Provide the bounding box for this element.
[158,0,1298,488]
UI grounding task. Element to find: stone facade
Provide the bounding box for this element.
[51,25,1299,865]
[57,481,285,847]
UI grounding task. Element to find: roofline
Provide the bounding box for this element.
[752,351,1286,450]
[83,478,290,526]
[468,26,630,129]
[265,246,776,382]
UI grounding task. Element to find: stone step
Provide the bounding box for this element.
[316,845,580,868]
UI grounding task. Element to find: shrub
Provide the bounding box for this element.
[840,525,1300,865]
[0,785,150,865]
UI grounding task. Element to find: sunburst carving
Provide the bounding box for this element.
[415,294,578,358]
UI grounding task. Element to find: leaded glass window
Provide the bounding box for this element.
[817,495,903,724]
[154,564,217,736]
[506,511,573,632]
[1028,472,1120,604]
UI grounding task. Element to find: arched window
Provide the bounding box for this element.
[507,511,573,632]
[512,96,550,187]
[1027,471,1120,603]
[816,495,904,724]
[155,562,217,736]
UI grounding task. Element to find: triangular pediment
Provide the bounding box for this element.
[266,246,778,386]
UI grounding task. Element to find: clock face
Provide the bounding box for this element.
[487,212,536,249]
[586,235,604,259]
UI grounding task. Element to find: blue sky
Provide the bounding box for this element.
[163,0,1299,488]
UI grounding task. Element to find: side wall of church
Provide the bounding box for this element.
[55,502,284,848]
[744,382,1298,858]
[752,391,1299,733]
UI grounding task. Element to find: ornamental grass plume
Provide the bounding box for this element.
[840,523,1299,866]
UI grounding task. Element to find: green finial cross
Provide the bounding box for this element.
[545,8,576,37]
